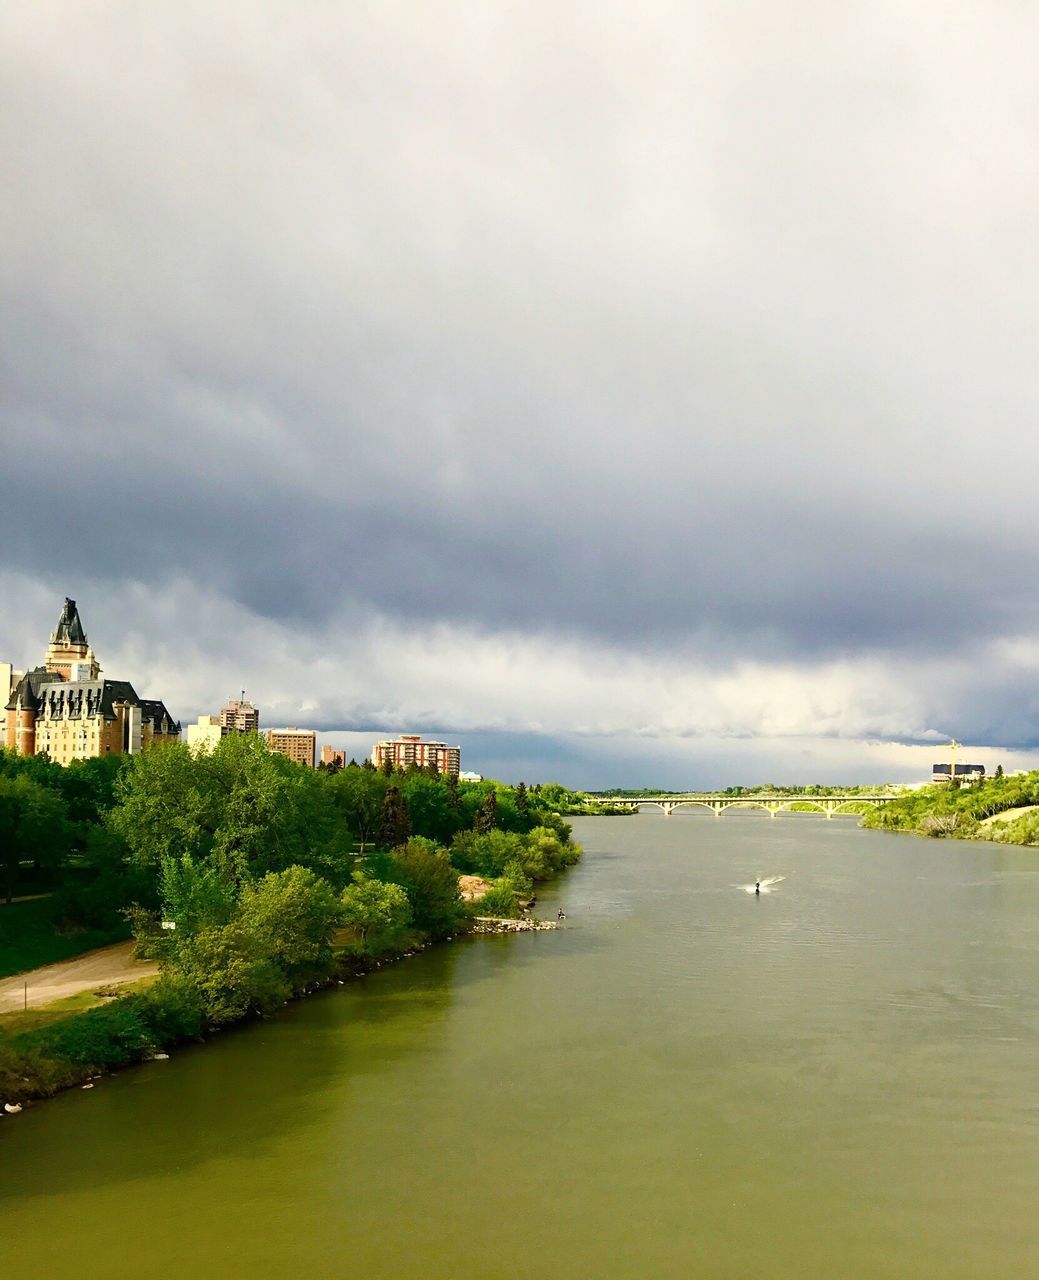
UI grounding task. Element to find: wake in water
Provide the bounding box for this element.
[743,876,786,895]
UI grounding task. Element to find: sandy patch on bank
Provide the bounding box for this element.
[0,942,158,1013]
[458,875,493,903]
[979,805,1039,828]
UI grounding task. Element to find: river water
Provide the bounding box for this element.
[3,813,1039,1278]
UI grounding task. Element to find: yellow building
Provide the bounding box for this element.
[3,599,179,764]
[186,715,224,754]
[266,727,316,768]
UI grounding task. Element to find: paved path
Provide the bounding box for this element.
[0,942,158,1013]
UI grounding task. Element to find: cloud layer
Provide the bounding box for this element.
[2,4,1038,784]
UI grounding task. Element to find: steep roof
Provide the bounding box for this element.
[139,698,180,733]
[6,668,64,712]
[51,598,87,646]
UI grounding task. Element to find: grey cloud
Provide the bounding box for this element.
[3,2,1039,768]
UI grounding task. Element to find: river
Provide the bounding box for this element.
[3,813,1039,1278]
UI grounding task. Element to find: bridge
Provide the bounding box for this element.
[588,794,896,819]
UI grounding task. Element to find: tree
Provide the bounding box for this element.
[163,866,343,1024]
[397,772,461,845]
[327,767,387,852]
[475,789,498,834]
[381,838,463,936]
[515,781,530,818]
[380,755,395,778]
[995,764,1005,779]
[160,853,237,936]
[340,874,412,954]
[378,785,411,849]
[237,866,342,975]
[0,774,69,902]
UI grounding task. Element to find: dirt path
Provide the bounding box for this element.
[0,942,158,1013]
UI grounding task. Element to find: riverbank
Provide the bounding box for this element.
[0,910,567,1111]
[861,770,1039,845]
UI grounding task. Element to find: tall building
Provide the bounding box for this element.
[372,734,460,777]
[267,727,316,768]
[220,695,259,734]
[3,599,179,764]
[320,746,348,770]
[186,715,224,754]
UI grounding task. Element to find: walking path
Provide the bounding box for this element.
[0,942,158,1014]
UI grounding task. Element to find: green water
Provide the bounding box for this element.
[3,814,1039,1278]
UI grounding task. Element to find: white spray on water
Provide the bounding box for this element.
[744,876,786,895]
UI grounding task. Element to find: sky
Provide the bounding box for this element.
[3,2,1039,788]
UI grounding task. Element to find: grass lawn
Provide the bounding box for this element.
[0,898,130,979]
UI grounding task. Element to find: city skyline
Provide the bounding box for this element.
[3,6,1039,787]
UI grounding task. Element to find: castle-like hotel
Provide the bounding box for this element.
[3,599,179,764]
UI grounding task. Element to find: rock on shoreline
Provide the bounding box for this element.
[470,917,559,934]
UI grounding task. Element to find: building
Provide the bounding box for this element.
[459,770,483,783]
[186,714,224,754]
[320,746,348,770]
[220,695,259,734]
[3,598,179,764]
[372,734,461,777]
[932,763,985,784]
[267,727,316,768]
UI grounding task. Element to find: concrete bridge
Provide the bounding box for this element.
[590,794,895,819]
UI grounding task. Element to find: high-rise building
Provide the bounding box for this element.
[371,734,460,777]
[267,727,316,768]
[186,715,224,754]
[320,746,348,770]
[3,599,179,764]
[220,695,259,734]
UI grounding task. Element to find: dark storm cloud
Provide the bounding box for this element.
[3,2,1039,767]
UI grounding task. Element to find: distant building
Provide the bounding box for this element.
[221,695,259,734]
[3,598,179,764]
[186,715,224,754]
[932,763,985,784]
[372,734,461,777]
[320,746,348,770]
[267,727,316,768]
[459,770,483,783]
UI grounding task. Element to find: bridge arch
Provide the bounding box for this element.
[714,800,776,816]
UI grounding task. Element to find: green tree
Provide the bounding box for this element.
[160,853,237,936]
[398,772,460,845]
[0,774,69,902]
[475,789,498,834]
[327,766,387,852]
[380,838,463,936]
[378,785,411,849]
[339,874,412,955]
[237,866,342,978]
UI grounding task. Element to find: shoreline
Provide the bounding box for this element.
[0,914,563,1117]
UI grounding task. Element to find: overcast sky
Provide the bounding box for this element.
[3,3,1039,787]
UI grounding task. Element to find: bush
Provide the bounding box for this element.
[475,882,521,918]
